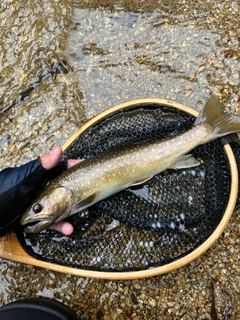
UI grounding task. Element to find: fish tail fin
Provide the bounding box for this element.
[194,95,240,140]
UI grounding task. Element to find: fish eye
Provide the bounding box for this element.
[32,203,43,213]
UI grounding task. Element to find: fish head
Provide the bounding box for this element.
[20,186,73,233]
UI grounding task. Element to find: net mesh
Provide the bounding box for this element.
[17,104,237,272]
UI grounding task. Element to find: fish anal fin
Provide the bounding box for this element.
[169,154,200,169]
[131,176,153,186]
[72,192,100,212]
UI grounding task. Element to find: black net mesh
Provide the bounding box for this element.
[17,104,237,272]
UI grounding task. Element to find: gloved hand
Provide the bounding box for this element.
[0,147,79,237]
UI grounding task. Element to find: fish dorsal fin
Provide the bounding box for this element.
[131,176,153,186]
[72,192,100,212]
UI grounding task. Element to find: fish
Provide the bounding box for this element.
[21,95,240,233]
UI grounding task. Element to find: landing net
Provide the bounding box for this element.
[17,103,239,272]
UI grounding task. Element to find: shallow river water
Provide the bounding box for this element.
[0,0,239,319]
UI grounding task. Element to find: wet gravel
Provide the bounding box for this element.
[0,0,239,319]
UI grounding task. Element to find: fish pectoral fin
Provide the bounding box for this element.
[131,176,153,186]
[169,154,201,169]
[72,191,100,212]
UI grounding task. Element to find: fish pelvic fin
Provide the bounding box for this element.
[194,95,240,140]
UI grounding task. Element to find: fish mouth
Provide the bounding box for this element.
[22,219,53,234]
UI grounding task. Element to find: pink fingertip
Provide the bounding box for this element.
[50,221,74,235]
[61,222,74,235]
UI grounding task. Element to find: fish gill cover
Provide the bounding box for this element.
[17,103,235,272]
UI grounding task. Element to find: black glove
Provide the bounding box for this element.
[0,158,67,237]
